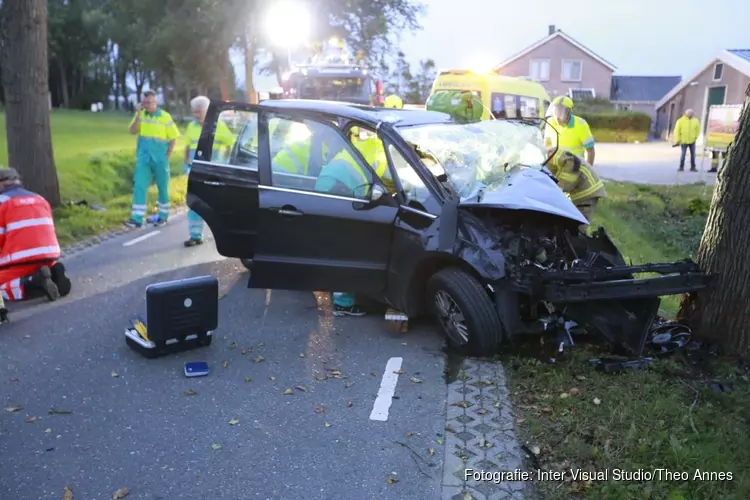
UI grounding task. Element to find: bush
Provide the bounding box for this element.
[579,110,652,143]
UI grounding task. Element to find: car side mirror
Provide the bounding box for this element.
[370,184,385,203]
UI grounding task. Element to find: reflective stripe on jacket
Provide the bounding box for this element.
[544,115,595,157]
[185,119,235,163]
[0,185,60,268]
[548,149,606,203]
[673,116,700,145]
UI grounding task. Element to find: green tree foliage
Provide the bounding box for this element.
[384,52,435,104]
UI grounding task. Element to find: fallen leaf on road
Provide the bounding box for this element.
[62,486,73,500]
[229,342,237,349]
[401,342,407,346]
[445,424,455,433]
[478,380,493,386]
[344,381,354,388]
[228,418,240,425]
[315,406,326,413]
[405,431,413,437]
[371,372,377,377]
[256,342,265,348]
[463,492,473,500]
[112,487,130,499]
[386,477,399,484]
[252,356,265,363]
[282,388,294,395]
[269,376,276,381]
[45,428,52,433]
[185,389,198,396]
[299,353,305,358]
[347,400,353,408]
[211,443,222,450]
[23,335,31,339]
[244,376,252,383]
[295,386,307,392]
[328,370,344,378]
[49,408,73,415]
[26,417,37,423]
[324,422,332,428]
[450,401,469,408]
[593,397,601,405]
[428,448,435,456]
[437,439,443,445]
[5,405,23,413]
[393,370,405,375]
[10,377,18,382]
[410,376,423,383]
[240,349,250,355]
[222,361,229,368]
[315,375,328,381]
[111,371,119,378]
[493,401,501,408]
[477,409,488,415]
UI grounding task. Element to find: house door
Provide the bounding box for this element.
[703,86,726,136]
[667,102,676,138]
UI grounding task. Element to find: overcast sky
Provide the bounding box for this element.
[244,0,747,91]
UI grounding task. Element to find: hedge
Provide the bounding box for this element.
[578,110,653,143]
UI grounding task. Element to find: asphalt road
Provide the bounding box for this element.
[0,213,449,500]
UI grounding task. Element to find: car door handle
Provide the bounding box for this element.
[272,205,303,217]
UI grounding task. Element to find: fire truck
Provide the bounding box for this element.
[278,38,385,106]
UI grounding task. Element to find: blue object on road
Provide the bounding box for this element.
[184,361,209,377]
[147,214,159,224]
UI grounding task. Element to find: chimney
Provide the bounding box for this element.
[548,25,556,35]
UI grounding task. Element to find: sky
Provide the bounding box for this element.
[241,0,748,92]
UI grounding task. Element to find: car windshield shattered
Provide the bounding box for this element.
[399,120,549,201]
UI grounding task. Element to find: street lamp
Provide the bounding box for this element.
[263,0,311,69]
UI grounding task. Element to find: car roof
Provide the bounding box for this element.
[256,99,454,128]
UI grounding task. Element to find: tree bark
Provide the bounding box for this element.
[218,50,231,102]
[57,58,69,108]
[0,0,61,206]
[243,33,258,104]
[678,83,750,356]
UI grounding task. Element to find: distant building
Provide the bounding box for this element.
[610,75,682,128]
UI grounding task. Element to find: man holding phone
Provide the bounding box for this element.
[125,90,180,228]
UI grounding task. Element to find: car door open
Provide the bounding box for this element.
[249,112,399,292]
[188,102,262,259]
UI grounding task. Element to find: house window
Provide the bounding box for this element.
[615,103,632,111]
[713,63,724,81]
[562,60,582,82]
[569,88,595,101]
[529,59,550,81]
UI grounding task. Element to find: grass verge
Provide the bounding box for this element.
[0,110,187,246]
[506,181,750,500]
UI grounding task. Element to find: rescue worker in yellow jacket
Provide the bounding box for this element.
[544,96,596,165]
[183,95,235,246]
[672,109,700,172]
[547,148,606,227]
[314,129,392,316]
[125,89,180,228]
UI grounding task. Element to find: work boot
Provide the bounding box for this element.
[24,266,60,302]
[690,166,697,172]
[333,304,366,317]
[153,218,168,227]
[678,166,684,172]
[708,168,718,173]
[0,308,9,324]
[124,218,143,229]
[50,262,72,297]
[183,237,204,247]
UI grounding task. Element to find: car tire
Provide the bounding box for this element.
[426,267,504,356]
[240,258,252,271]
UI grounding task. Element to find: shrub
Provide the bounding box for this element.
[579,110,653,143]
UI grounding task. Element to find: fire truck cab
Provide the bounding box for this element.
[280,63,385,106]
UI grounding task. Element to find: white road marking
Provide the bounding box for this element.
[123,230,161,247]
[369,357,403,422]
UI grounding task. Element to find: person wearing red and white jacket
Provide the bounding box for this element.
[0,168,71,321]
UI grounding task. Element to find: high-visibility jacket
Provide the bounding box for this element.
[130,108,181,161]
[0,185,60,268]
[185,119,235,164]
[548,149,606,203]
[544,115,595,157]
[673,116,700,145]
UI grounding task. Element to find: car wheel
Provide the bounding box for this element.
[426,268,504,356]
[240,258,252,271]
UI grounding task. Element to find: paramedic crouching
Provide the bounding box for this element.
[0,168,71,319]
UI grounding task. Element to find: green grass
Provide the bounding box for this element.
[591,182,713,318]
[505,181,750,500]
[0,110,187,245]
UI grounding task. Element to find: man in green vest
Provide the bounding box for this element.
[125,90,180,228]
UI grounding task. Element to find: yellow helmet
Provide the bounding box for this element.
[551,96,574,109]
[383,95,403,109]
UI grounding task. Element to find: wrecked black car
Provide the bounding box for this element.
[187,99,709,356]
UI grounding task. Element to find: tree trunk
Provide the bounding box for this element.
[0,0,61,206]
[218,50,231,101]
[678,83,750,356]
[243,33,258,104]
[57,58,69,108]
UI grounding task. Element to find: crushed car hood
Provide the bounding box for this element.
[459,168,589,225]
